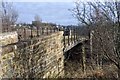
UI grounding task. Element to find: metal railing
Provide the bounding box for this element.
[63,27,80,47]
[17,27,60,41]
[63,27,88,51]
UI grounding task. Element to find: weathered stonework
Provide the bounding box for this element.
[0,31,18,46]
[0,32,18,79]
[0,31,64,78]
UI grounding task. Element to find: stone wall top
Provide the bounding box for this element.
[0,31,18,47]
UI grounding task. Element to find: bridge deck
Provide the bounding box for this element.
[63,37,88,52]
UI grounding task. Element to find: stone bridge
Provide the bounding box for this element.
[0,28,88,78]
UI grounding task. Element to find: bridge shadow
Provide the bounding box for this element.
[64,40,90,78]
[64,43,83,62]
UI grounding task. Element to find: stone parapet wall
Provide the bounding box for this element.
[0,32,18,79]
[0,31,64,78]
[0,31,18,46]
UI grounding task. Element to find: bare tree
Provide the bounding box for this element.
[71,0,120,79]
[2,2,18,32]
[32,15,42,36]
[33,14,42,27]
[90,2,120,79]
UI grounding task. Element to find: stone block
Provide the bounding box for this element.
[0,31,18,46]
[0,31,64,78]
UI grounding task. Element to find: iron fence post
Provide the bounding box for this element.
[54,28,55,32]
[74,28,75,43]
[47,28,48,35]
[37,26,39,37]
[42,28,44,35]
[50,28,51,33]
[24,28,26,40]
[76,28,78,41]
[71,27,73,43]
[63,27,66,48]
[30,26,33,39]
[68,27,70,45]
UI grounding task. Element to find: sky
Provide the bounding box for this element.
[2,0,120,2]
[9,0,116,26]
[13,2,78,26]
[4,0,76,2]
[4,0,118,2]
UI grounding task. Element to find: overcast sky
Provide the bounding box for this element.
[4,0,117,2]
[14,2,78,25]
[4,0,76,2]
[5,0,116,26]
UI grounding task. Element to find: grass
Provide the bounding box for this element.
[64,59,118,79]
